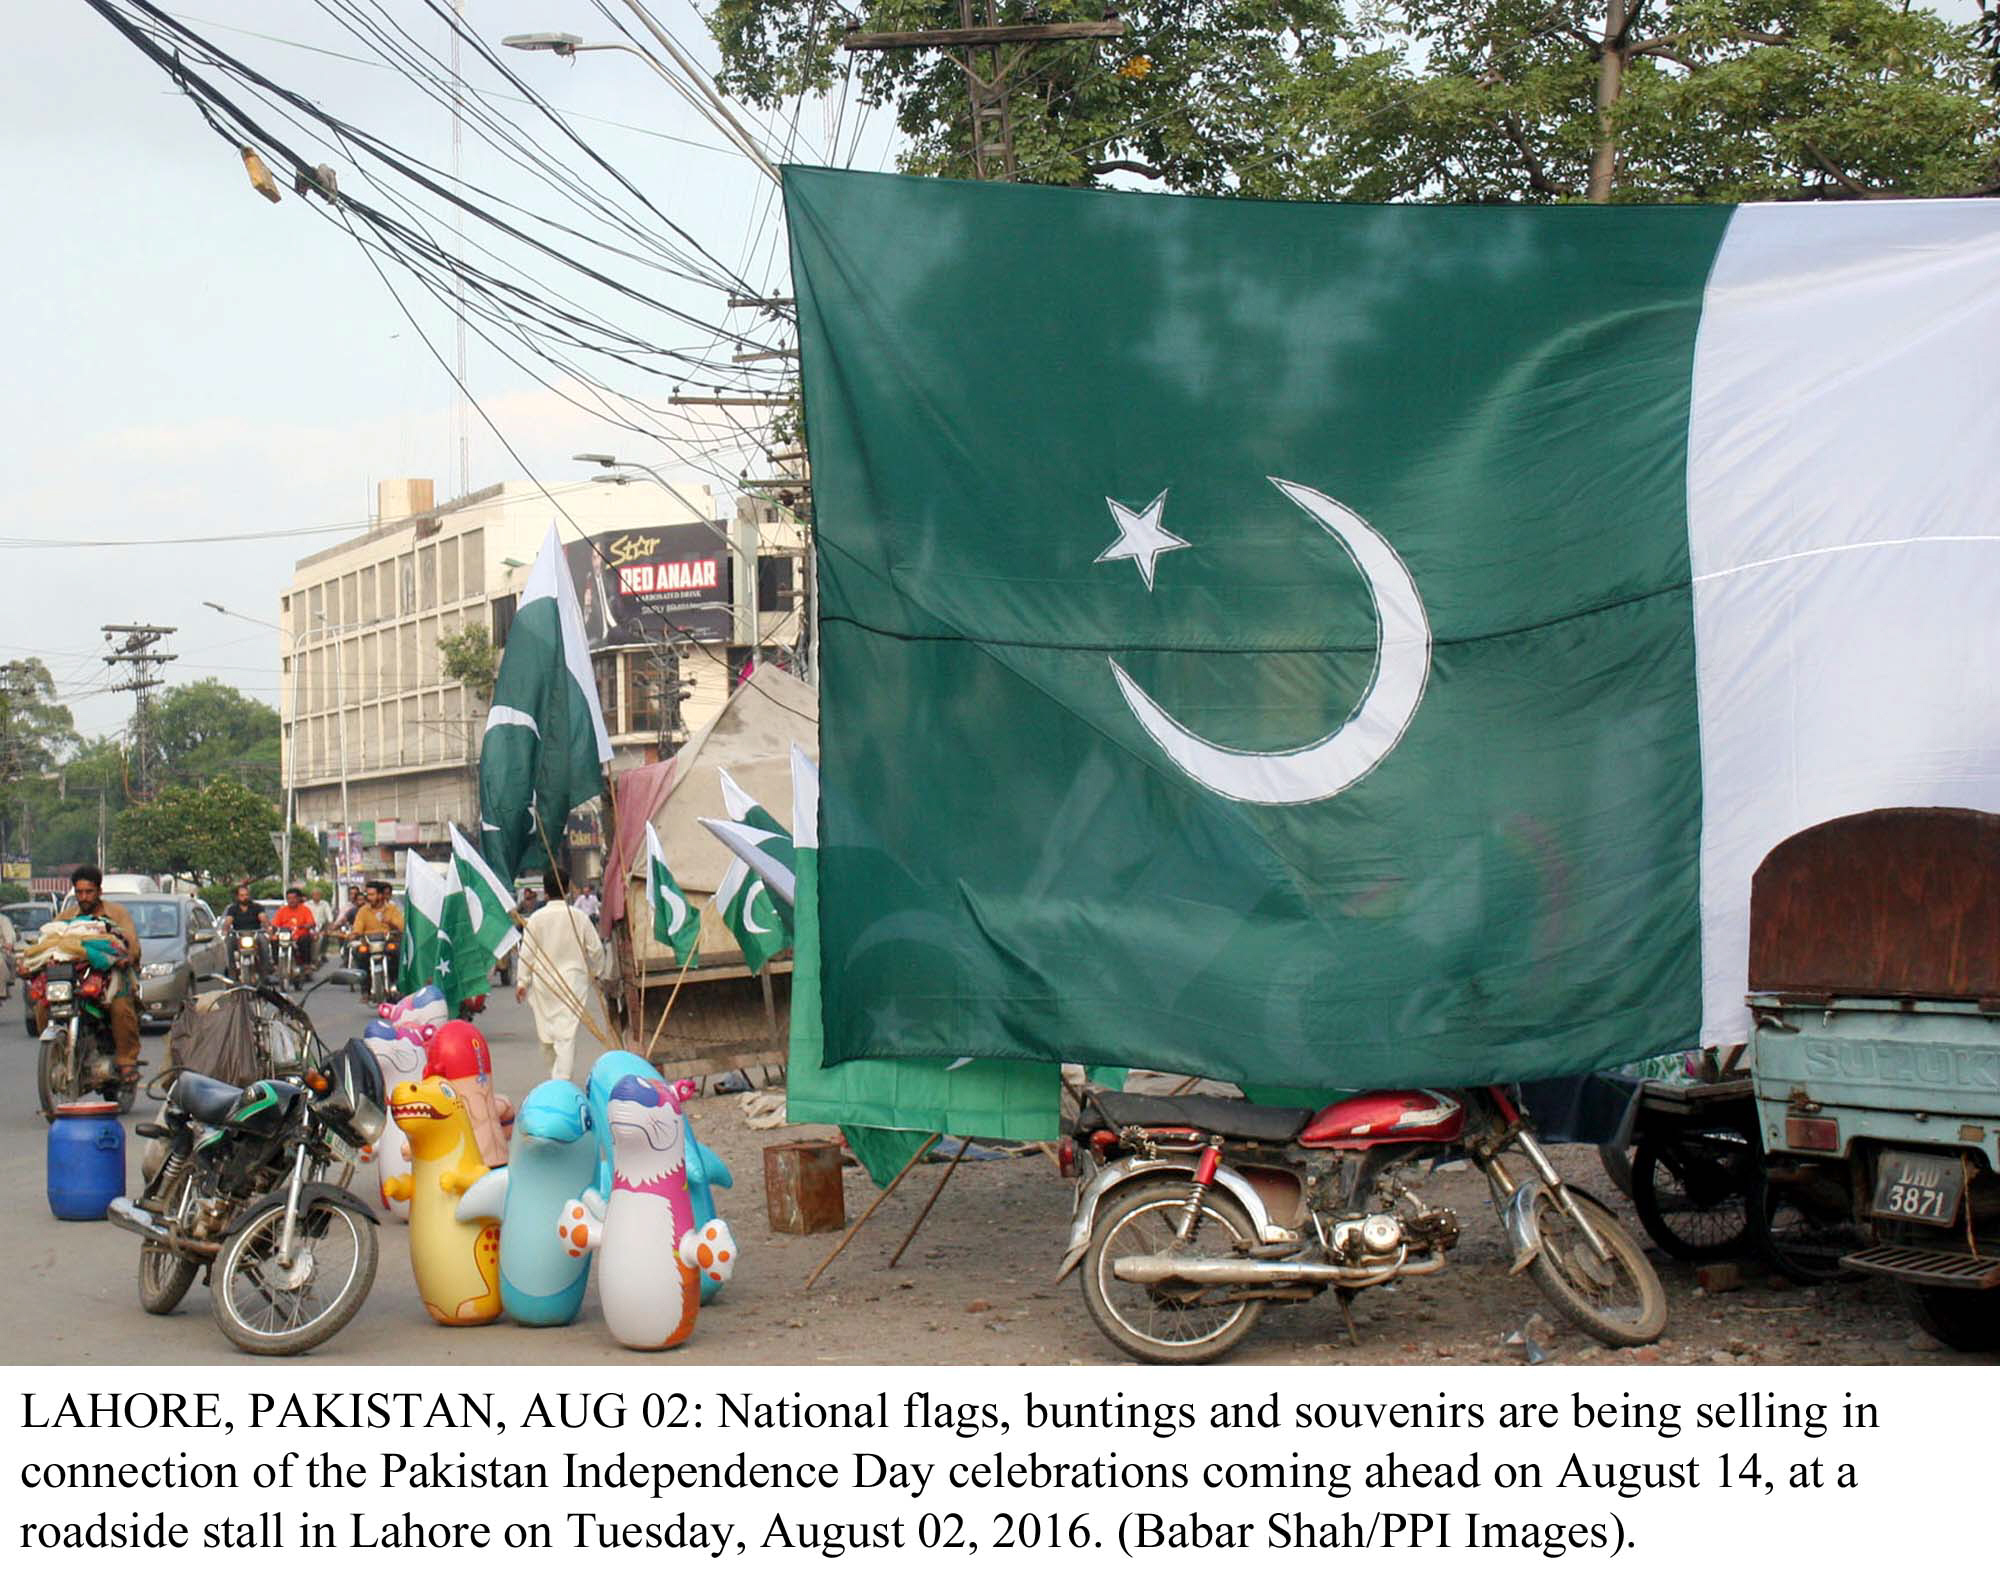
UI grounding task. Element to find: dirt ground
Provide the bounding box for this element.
[704,1093,1982,1369]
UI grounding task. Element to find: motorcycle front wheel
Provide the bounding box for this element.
[210,1198,378,1357]
[1080,1179,1264,1365]
[36,1033,71,1120]
[1526,1189,1668,1347]
[1630,1128,1755,1262]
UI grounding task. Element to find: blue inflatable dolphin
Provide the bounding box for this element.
[585,1049,735,1302]
[456,1079,598,1325]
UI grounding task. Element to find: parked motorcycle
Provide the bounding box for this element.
[227,930,262,987]
[107,972,385,1356]
[1061,1085,1667,1363]
[29,958,135,1118]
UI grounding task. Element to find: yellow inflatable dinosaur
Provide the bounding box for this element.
[386,1077,502,1326]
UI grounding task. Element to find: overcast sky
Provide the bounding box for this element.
[2,1,891,738]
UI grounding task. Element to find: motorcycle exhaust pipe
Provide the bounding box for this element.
[106,1197,218,1255]
[106,1197,170,1243]
[1112,1251,1446,1288]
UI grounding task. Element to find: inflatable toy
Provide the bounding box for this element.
[584,1049,733,1301]
[384,1077,502,1325]
[379,984,449,1032]
[426,1019,513,1168]
[456,1080,596,1326]
[364,1033,428,1220]
[559,1074,735,1349]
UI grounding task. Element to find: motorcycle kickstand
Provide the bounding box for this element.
[1335,1288,1361,1347]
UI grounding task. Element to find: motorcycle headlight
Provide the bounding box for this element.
[140,962,175,980]
[44,979,73,1002]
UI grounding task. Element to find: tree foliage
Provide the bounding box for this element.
[110,777,319,884]
[438,625,500,701]
[710,0,1999,200]
[150,678,283,797]
[0,659,79,865]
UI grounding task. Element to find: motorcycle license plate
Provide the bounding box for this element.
[1870,1149,1966,1228]
[44,980,72,1002]
[324,1131,360,1167]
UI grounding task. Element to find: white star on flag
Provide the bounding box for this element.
[1096,489,1189,590]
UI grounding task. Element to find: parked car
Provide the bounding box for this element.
[7,900,57,1025]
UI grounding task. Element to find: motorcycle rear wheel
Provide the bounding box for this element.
[1527,1190,1668,1347]
[1080,1179,1265,1365]
[210,1198,378,1357]
[138,1172,199,1314]
[1630,1128,1755,1262]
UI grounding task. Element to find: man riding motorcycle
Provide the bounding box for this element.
[269,885,318,970]
[221,882,269,983]
[343,881,404,980]
[41,865,141,1092]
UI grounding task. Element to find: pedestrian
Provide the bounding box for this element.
[572,881,601,921]
[517,870,605,1081]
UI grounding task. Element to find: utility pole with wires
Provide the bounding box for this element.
[101,624,176,802]
[450,0,472,500]
[843,9,1127,179]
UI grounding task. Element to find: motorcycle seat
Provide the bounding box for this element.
[1082,1091,1310,1144]
[172,1071,245,1124]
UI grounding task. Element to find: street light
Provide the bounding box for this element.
[578,455,755,644]
[206,601,304,894]
[502,20,781,187]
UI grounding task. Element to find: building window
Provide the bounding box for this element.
[419,544,438,610]
[462,530,485,596]
[441,538,460,602]
[400,554,417,615]
[627,652,661,736]
[593,653,620,736]
[491,594,517,647]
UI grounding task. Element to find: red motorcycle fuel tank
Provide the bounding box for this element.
[1298,1089,1466,1149]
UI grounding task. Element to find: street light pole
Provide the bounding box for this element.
[206,601,303,892]
[501,26,781,187]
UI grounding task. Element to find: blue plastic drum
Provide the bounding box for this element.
[48,1100,125,1221]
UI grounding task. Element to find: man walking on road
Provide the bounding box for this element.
[517,870,604,1081]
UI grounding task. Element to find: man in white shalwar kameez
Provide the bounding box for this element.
[515,870,605,1081]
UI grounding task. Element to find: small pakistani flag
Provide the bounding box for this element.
[401,851,455,996]
[715,856,787,975]
[446,823,520,995]
[644,821,701,966]
[477,521,612,882]
[719,769,796,883]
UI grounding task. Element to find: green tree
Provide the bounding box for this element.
[110,776,318,884]
[438,625,500,700]
[150,678,283,798]
[0,659,79,869]
[710,0,1999,200]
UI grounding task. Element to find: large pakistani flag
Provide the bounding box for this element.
[780,744,1062,1184]
[788,168,2000,1090]
[479,522,612,881]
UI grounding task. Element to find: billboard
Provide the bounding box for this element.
[567,525,734,648]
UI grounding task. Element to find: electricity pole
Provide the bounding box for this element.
[843,11,1126,180]
[102,624,177,801]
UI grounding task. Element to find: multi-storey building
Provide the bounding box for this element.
[280,475,801,879]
